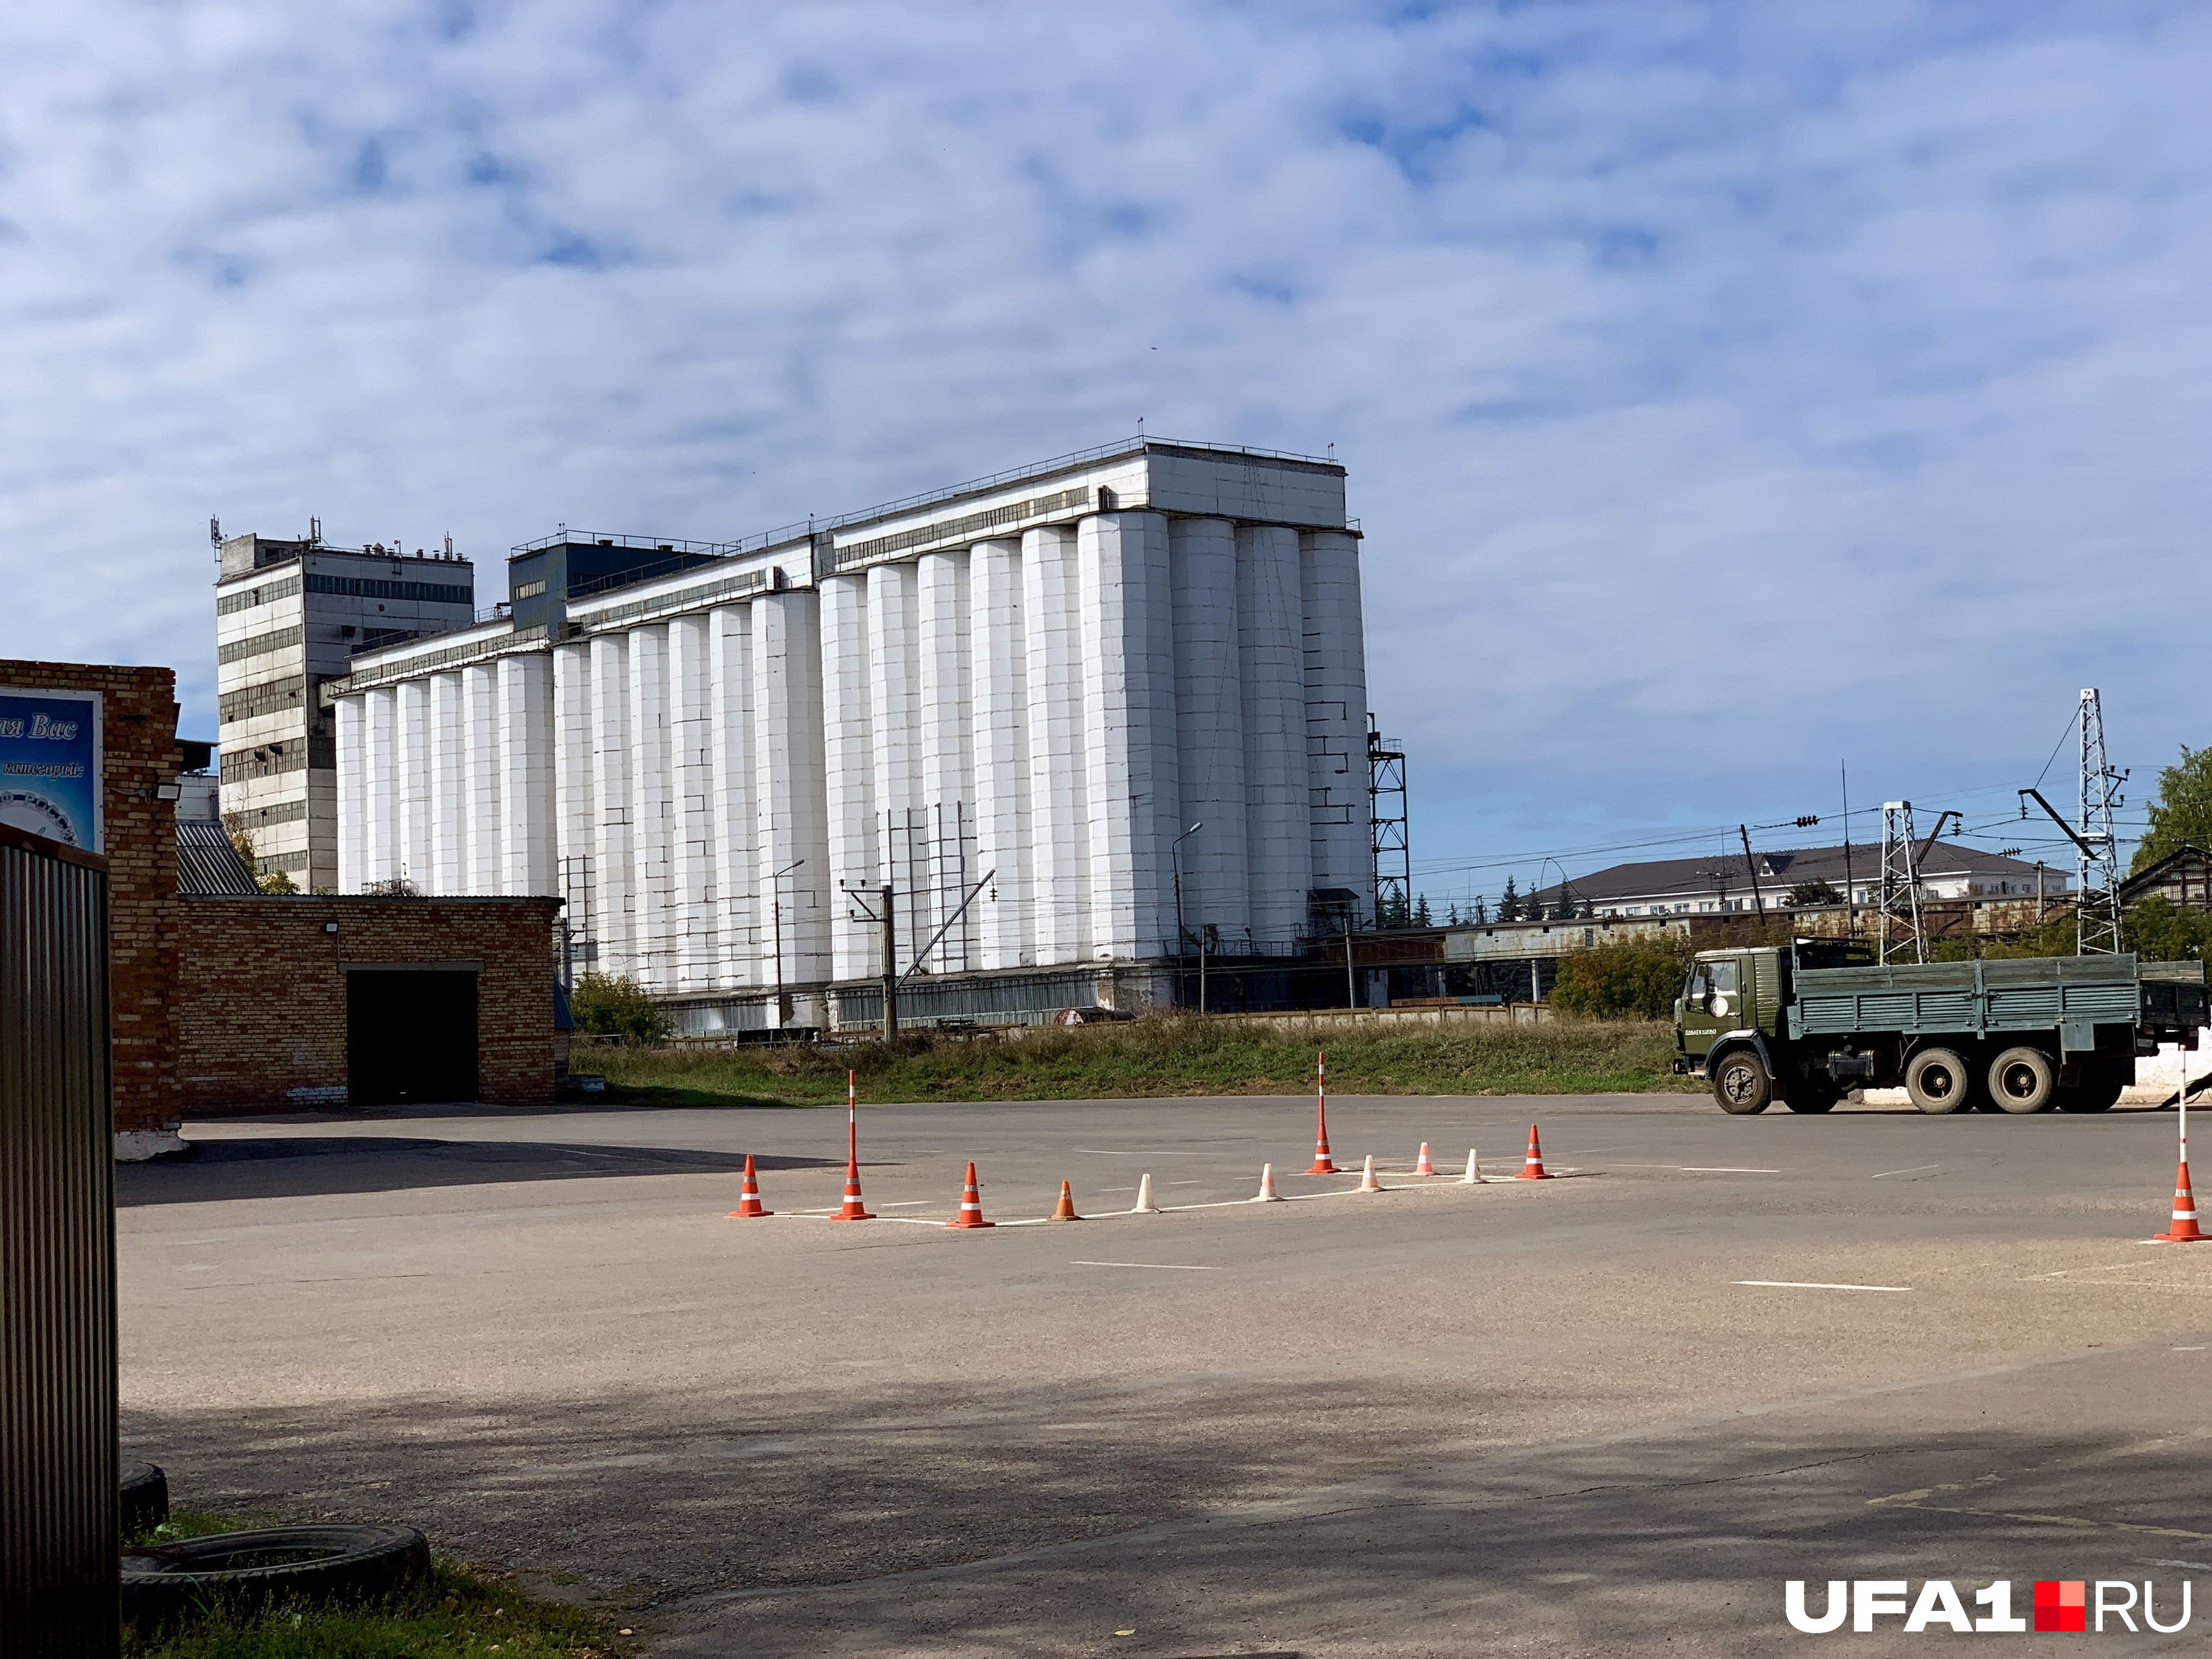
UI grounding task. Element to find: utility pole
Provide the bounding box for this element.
[1171,822,1202,1011]
[880,883,897,1037]
[2078,687,2125,955]
[1840,762,1858,937]
[1343,912,1357,1009]
[1739,825,1767,925]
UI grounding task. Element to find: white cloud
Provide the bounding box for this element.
[1,1,2205,896]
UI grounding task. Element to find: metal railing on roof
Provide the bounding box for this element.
[508,530,740,557]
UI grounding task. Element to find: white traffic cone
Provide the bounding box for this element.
[1132,1172,1160,1214]
[1461,1149,1481,1185]
[1359,1154,1382,1194]
[1253,1163,1285,1203]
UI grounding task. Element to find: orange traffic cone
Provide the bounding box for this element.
[727,1154,773,1218]
[831,1069,874,1220]
[948,1161,994,1228]
[1359,1153,1383,1193]
[2154,1161,2205,1243]
[1415,1142,1436,1177]
[1307,1051,1338,1174]
[1051,1180,1082,1221]
[1516,1124,1552,1180]
[1253,1163,1284,1203]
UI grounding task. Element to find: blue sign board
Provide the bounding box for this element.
[0,687,103,853]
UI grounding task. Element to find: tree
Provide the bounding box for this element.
[2123,896,2212,963]
[2132,745,2212,873]
[1551,936,1695,1020]
[1789,880,1843,907]
[570,973,669,1043]
[1498,876,1520,922]
[1413,894,1432,928]
[222,811,298,894]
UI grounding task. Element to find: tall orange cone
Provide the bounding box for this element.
[1307,1051,1338,1174]
[1415,1142,1436,1177]
[2154,1162,2203,1242]
[830,1069,874,1220]
[2154,1071,2203,1243]
[1516,1124,1552,1180]
[1051,1180,1082,1221]
[727,1154,773,1218]
[948,1161,994,1228]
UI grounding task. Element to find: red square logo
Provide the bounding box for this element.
[2034,1580,2086,1633]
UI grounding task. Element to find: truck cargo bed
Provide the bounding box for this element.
[1787,953,2205,1042]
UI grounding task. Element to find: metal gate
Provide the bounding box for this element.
[0,823,117,1655]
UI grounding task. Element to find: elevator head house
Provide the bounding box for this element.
[318,437,1376,1033]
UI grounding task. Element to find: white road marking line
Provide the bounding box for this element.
[2146,1558,2212,1571]
[876,1201,931,1208]
[1871,1164,1942,1179]
[1680,1166,1781,1174]
[1736,1279,1911,1293]
[2174,1346,2208,1352]
[1071,1261,1220,1271]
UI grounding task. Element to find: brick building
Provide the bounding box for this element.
[4,655,563,1144]
[1,658,186,1153]
[175,896,562,1110]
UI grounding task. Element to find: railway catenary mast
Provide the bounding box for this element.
[322,438,1375,1025]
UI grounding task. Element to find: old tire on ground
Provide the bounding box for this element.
[1712,1051,1773,1115]
[121,1526,429,1627]
[120,1464,169,1538]
[2060,1060,2126,1113]
[1988,1046,2057,1114]
[1905,1047,1975,1114]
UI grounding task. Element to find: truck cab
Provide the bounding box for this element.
[1674,939,1876,1110]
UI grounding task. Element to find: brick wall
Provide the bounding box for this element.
[176,896,561,1110]
[0,659,181,1134]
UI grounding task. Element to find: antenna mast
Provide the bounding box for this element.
[2076,687,2124,954]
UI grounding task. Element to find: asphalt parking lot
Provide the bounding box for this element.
[118,1091,2212,1655]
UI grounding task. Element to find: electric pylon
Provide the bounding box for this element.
[2076,687,2124,955]
[1879,801,1926,966]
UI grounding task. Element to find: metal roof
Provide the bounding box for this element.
[1534,841,2064,910]
[175,818,261,897]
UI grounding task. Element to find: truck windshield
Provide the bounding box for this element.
[1686,960,1739,1000]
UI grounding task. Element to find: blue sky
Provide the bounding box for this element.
[1,1,2204,906]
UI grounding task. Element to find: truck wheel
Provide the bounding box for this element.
[1712,1051,1773,1115]
[1905,1048,1974,1114]
[1987,1047,2057,1113]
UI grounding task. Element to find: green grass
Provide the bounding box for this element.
[591,1012,1698,1107]
[123,1514,630,1659]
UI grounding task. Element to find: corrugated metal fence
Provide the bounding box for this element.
[1,824,117,1656]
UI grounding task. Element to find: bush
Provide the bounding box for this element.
[1549,936,1694,1020]
[570,973,669,1042]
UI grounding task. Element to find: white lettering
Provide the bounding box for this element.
[1974,1580,2028,1633]
[2095,1582,2138,1632]
[1785,1580,1848,1634]
[1854,1580,1909,1632]
[0,719,21,737]
[1905,1580,1971,1633]
[2145,1580,2191,1635]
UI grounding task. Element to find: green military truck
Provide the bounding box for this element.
[1673,940,2208,1115]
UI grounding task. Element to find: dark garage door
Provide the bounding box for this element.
[347,970,479,1106]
